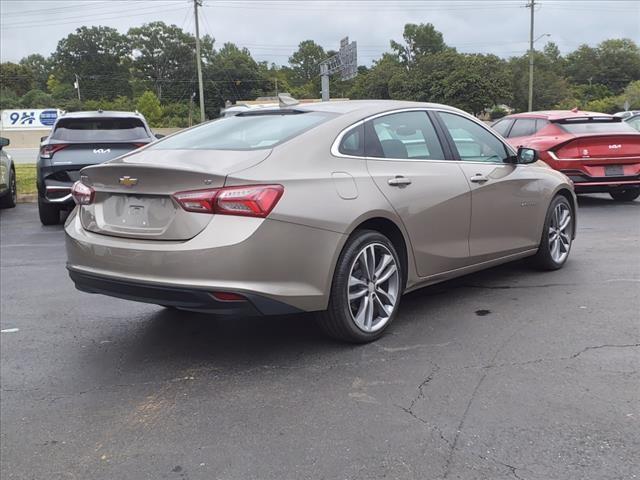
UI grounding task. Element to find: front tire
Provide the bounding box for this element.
[317,230,403,343]
[610,188,640,202]
[38,197,60,225]
[0,167,16,209]
[531,195,574,270]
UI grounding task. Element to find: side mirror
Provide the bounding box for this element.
[40,136,49,142]
[0,137,9,148]
[517,147,538,164]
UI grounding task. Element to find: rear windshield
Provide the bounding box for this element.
[51,118,149,142]
[557,120,637,134]
[150,111,334,151]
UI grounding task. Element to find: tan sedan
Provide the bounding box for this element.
[65,100,576,342]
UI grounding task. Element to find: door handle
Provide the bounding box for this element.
[469,174,489,183]
[388,175,412,187]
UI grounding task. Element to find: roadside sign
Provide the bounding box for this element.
[0,109,63,130]
[319,36,358,101]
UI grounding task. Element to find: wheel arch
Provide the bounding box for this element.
[343,214,413,290]
[553,186,578,239]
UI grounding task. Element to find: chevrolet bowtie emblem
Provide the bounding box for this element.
[119,176,138,187]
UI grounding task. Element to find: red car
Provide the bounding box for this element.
[493,110,640,201]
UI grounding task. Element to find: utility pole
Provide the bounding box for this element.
[527,0,536,111]
[74,73,81,102]
[193,0,206,122]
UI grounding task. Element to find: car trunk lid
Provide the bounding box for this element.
[554,133,640,161]
[77,148,271,240]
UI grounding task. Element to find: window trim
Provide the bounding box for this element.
[432,110,517,165]
[331,107,455,162]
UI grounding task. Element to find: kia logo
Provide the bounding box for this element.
[93,148,111,154]
[608,144,622,149]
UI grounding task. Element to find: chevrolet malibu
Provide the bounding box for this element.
[65,100,576,343]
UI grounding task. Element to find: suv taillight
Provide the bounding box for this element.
[71,181,95,205]
[40,144,68,159]
[173,185,284,217]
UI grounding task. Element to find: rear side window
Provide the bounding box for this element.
[51,118,149,141]
[338,124,364,156]
[509,118,538,137]
[366,111,444,160]
[492,118,514,137]
[151,111,334,151]
[558,120,636,134]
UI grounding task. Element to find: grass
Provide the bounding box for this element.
[15,163,37,195]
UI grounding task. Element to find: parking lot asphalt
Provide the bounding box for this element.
[1,197,639,480]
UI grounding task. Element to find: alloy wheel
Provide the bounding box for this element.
[548,203,572,264]
[347,243,399,332]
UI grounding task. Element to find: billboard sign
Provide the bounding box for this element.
[0,109,63,130]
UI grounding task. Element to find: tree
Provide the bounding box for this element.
[390,23,447,64]
[51,26,131,100]
[204,42,268,117]
[128,21,210,101]
[0,62,34,96]
[509,51,570,111]
[620,80,640,109]
[136,90,163,126]
[19,54,51,91]
[596,39,640,94]
[349,54,403,99]
[20,89,54,108]
[288,40,326,84]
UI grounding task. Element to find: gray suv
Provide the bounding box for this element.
[37,111,157,225]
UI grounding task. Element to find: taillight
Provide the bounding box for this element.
[172,184,284,217]
[40,144,68,159]
[71,181,95,205]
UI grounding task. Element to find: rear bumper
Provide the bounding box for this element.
[65,208,346,312]
[68,269,302,315]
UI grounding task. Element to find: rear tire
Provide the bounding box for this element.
[38,198,60,225]
[0,167,16,209]
[317,230,403,343]
[609,188,640,202]
[531,195,573,270]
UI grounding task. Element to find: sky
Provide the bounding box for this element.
[1,0,639,65]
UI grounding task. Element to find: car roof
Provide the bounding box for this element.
[507,110,613,121]
[290,99,465,115]
[59,110,146,120]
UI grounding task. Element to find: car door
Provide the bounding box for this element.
[364,110,472,277]
[435,111,545,262]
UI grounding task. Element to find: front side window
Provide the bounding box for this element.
[509,118,538,137]
[366,111,444,160]
[151,111,335,151]
[439,112,510,163]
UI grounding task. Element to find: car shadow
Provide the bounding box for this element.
[577,193,640,208]
[99,258,536,376]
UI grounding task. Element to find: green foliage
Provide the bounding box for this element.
[0,88,21,109]
[620,80,640,109]
[19,89,54,108]
[489,106,508,120]
[0,62,34,96]
[390,23,447,64]
[8,20,640,126]
[51,26,131,100]
[136,91,163,126]
[19,55,51,91]
[289,40,327,84]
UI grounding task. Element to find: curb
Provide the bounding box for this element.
[17,194,37,204]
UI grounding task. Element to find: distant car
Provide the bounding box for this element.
[492,110,640,202]
[624,113,640,132]
[66,100,576,343]
[37,111,157,225]
[613,110,640,119]
[0,137,17,209]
